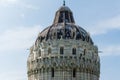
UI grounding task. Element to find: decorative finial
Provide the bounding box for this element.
[63,0,65,6]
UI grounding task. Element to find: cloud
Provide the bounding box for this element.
[0,0,18,3]
[0,0,19,6]
[20,13,25,18]
[0,25,43,53]
[88,15,120,35]
[0,0,39,10]
[21,3,39,10]
[0,70,27,80]
[100,45,120,56]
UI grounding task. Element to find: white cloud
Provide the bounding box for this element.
[20,13,25,18]
[21,3,39,10]
[0,70,27,80]
[0,0,39,10]
[0,0,18,3]
[88,15,120,35]
[0,25,43,53]
[100,45,120,56]
[0,0,19,6]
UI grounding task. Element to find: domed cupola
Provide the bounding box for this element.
[37,3,93,45]
[27,2,100,80]
[53,3,75,24]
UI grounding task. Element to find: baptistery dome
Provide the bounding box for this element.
[27,3,100,80]
[36,5,93,44]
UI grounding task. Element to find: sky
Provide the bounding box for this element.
[0,0,120,80]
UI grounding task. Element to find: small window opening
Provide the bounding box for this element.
[65,11,69,22]
[58,12,63,23]
[60,47,64,54]
[72,48,76,55]
[48,48,51,54]
[73,68,76,77]
[39,49,41,57]
[84,49,86,55]
[51,68,54,77]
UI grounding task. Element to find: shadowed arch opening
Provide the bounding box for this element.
[60,47,64,54]
[72,48,76,55]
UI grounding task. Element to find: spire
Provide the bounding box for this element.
[63,0,65,6]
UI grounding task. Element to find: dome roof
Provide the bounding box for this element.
[36,5,93,45]
[58,6,71,12]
